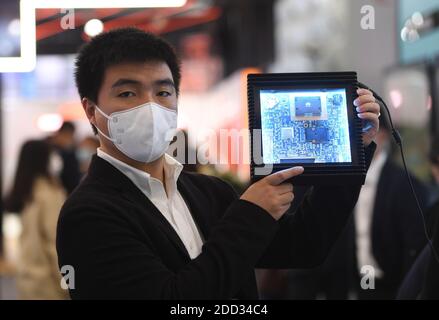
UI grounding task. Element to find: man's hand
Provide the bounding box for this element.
[240,167,304,221]
[355,88,381,147]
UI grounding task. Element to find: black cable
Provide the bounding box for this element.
[357,81,439,266]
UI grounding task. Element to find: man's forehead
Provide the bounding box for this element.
[103,61,173,85]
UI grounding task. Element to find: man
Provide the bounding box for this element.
[56,28,380,299]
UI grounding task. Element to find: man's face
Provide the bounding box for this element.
[84,61,177,160]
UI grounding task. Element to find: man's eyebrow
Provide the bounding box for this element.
[111,78,142,88]
[110,78,175,89]
[154,78,175,88]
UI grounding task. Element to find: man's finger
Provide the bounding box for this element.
[278,203,292,215]
[357,88,373,96]
[358,112,379,121]
[356,102,380,114]
[354,94,376,106]
[265,167,304,186]
[277,183,294,194]
[278,192,294,205]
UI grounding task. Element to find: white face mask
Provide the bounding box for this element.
[49,153,63,177]
[94,102,177,163]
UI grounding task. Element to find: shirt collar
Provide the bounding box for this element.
[96,148,183,197]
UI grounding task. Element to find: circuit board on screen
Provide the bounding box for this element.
[260,88,352,164]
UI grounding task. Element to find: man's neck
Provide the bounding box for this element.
[100,145,165,183]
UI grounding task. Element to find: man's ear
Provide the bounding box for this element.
[82,98,96,126]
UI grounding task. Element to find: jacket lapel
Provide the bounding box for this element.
[177,174,214,241]
[88,155,191,260]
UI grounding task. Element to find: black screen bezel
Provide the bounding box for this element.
[253,84,360,169]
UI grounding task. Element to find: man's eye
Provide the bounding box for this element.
[118,91,136,98]
[157,91,171,97]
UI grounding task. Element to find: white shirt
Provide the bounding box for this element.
[354,151,388,278]
[97,149,204,259]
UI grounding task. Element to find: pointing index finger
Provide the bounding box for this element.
[264,167,304,186]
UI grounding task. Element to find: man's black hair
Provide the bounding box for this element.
[74,27,181,134]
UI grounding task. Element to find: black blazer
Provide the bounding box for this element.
[397,199,439,299]
[397,244,431,299]
[56,145,375,299]
[420,200,439,299]
[370,160,429,290]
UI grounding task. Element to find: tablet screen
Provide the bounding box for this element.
[260,88,352,164]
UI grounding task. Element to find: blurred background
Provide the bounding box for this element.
[1,0,439,300]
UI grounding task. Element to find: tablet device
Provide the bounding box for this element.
[247,72,366,185]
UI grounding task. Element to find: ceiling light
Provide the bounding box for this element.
[84,19,104,37]
[36,113,63,132]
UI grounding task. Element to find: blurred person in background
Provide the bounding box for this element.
[420,137,439,299]
[4,140,69,300]
[398,137,439,299]
[77,136,100,176]
[352,112,430,299]
[48,121,81,194]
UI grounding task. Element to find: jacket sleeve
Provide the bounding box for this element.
[256,142,376,268]
[57,195,279,300]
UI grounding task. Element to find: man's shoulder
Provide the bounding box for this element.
[66,173,118,200]
[58,174,126,222]
[180,170,223,184]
